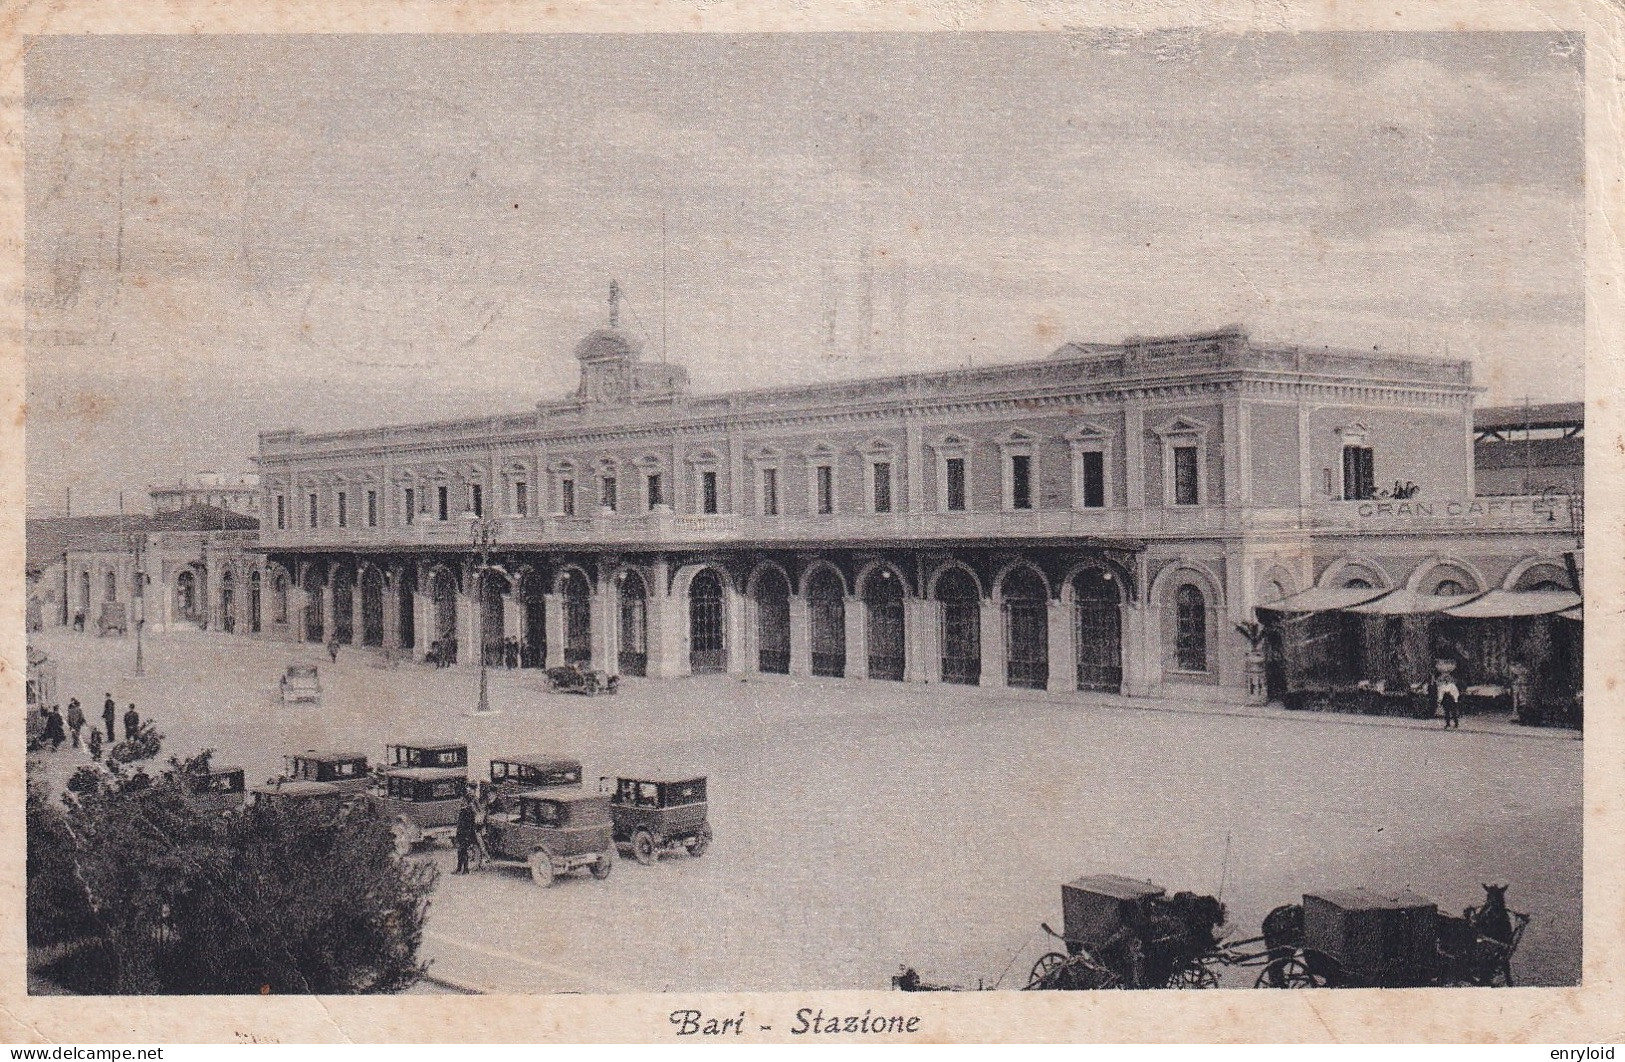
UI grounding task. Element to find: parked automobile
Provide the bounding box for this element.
[279,664,321,704]
[544,664,617,696]
[386,741,469,770]
[603,773,712,864]
[489,755,583,791]
[380,766,468,854]
[247,778,345,812]
[282,751,372,795]
[183,765,248,815]
[481,755,583,813]
[481,788,615,887]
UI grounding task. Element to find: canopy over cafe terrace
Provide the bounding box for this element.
[1257,495,1583,729]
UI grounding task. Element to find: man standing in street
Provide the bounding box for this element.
[65,699,85,749]
[123,703,140,742]
[454,798,479,874]
[101,694,116,742]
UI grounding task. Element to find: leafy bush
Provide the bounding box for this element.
[28,758,436,993]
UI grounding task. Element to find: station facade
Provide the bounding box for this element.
[248,296,1581,704]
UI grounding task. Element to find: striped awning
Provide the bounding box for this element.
[1441,589,1581,619]
[1258,586,1392,613]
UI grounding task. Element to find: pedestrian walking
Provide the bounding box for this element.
[454,799,479,874]
[123,703,140,742]
[102,694,117,742]
[43,707,66,751]
[65,699,85,749]
[1436,674,1461,729]
[327,635,340,664]
[86,727,103,762]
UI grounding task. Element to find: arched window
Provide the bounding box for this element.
[1433,579,1466,596]
[1174,584,1208,672]
[273,574,289,624]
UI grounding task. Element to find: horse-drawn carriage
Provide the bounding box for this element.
[1018,876,1529,991]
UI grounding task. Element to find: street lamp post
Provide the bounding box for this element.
[463,511,499,716]
[126,532,146,676]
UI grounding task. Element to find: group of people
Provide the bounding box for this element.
[34,692,145,761]
[483,637,526,669]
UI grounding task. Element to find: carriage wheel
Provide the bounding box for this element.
[1274,956,1332,988]
[1027,952,1069,989]
[632,830,657,865]
[1169,963,1220,989]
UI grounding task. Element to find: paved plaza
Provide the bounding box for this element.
[28,628,1582,992]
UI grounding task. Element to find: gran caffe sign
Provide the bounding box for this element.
[1348,495,1571,526]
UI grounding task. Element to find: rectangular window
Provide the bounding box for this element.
[602,476,618,512]
[647,473,663,510]
[366,490,377,528]
[1173,446,1200,506]
[336,491,347,528]
[1082,450,1106,508]
[515,481,528,517]
[1342,445,1376,501]
[404,488,416,525]
[470,483,483,517]
[1011,455,1033,510]
[437,485,449,521]
[561,479,575,516]
[702,471,718,515]
[816,465,834,515]
[762,468,779,516]
[873,461,893,513]
[276,494,286,531]
[308,493,318,528]
[945,458,966,512]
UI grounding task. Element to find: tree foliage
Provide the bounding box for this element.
[28,752,437,994]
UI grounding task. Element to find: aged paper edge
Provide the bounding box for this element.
[0,0,1620,1045]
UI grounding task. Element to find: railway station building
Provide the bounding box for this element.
[244,288,1583,707]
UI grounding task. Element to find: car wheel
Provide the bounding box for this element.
[529,850,555,887]
[687,828,711,857]
[391,824,413,856]
[591,853,614,879]
[632,830,656,865]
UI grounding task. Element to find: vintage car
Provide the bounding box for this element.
[544,664,618,696]
[247,778,345,813]
[380,766,469,854]
[481,788,615,887]
[183,766,248,814]
[386,741,469,770]
[488,755,584,792]
[282,751,373,795]
[603,773,712,864]
[279,664,322,704]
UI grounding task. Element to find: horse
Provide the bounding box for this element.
[1467,884,1515,986]
[1141,892,1227,987]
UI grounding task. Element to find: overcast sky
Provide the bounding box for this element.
[25,31,1584,514]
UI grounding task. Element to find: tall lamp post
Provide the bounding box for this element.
[463,510,500,716]
[125,532,146,676]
